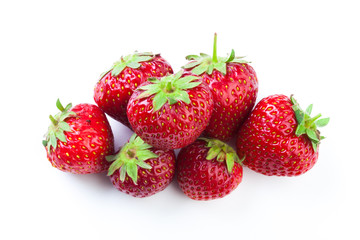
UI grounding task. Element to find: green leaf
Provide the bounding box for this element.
[173,70,183,80]
[225,49,235,63]
[126,162,138,184]
[42,140,48,147]
[217,152,226,162]
[136,142,153,151]
[49,132,57,149]
[176,90,191,104]
[207,64,214,74]
[316,117,330,127]
[295,123,306,136]
[108,159,124,176]
[137,52,154,56]
[55,130,67,143]
[58,122,71,132]
[56,99,65,112]
[136,149,158,161]
[111,63,126,77]
[293,108,304,125]
[225,152,235,173]
[237,155,246,165]
[147,77,161,84]
[290,95,298,105]
[311,141,318,152]
[122,55,131,62]
[64,103,72,112]
[200,53,210,58]
[137,86,161,99]
[306,129,320,143]
[126,62,141,68]
[185,55,200,60]
[135,160,152,170]
[183,61,200,69]
[119,165,127,182]
[138,83,159,91]
[59,111,76,121]
[174,75,199,86]
[214,62,227,75]
[129,133,137,143]
[192,64,208,75]
[206,146,221,160]
[231,58,249,64]
[306,104,313,115]
[168,96,178,105]
[105,154,118,163]
[153,91,167,111]
[178,81,202,90]
[133,55,153,63]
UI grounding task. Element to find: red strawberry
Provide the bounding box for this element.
[127,70,214,150]
[94,52,173,128]
[236,94,330,176]
[177,138,243,200]
[183,34,258,141]
[43,99,114,174]
[107,134,175,198]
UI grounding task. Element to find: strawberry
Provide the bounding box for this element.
[183,33,258,141]
[236,94,330,176]
[177,138,244,200]
[94,52,173,128]
[106,134,175,198]
[43,99,114,174]
[127,70,214,150]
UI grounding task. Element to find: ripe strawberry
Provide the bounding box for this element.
[177,138,243,200]
[183,34,258,141]
[94,52,173,128]
[43,99,114,174]
[236,94,330,176]
[107,134,175,198]
[127,70,214,150]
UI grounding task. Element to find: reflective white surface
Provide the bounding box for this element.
[0,0,358,239]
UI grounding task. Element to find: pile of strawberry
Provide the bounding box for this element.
[43,34,329,200]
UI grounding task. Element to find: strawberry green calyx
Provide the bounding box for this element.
[43,99,76,153]
[137,70,201,111]
[101,52,156,78]
[290,95,330,152]
[106,134,158,184]
[199,138,244,174]
[183,33,249,75]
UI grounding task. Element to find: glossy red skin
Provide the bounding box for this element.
[177,140,243,200]
[127,75,214,150]
[110,149,175,198]
[46,104,114,174]
[94,55,173,128]
[236,94,319,176]
[185,63,258,141]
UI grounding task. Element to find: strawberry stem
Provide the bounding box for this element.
[165,81,174,93]
[307,113,322,127]
[212,33,218,63]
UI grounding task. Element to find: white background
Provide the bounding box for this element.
[1,0,359,239]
